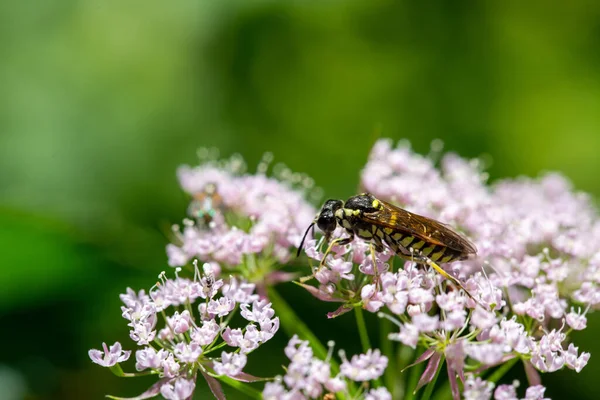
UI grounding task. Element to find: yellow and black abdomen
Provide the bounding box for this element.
[379,228,464,263]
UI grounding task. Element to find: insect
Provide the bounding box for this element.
[188,183,223,224]
[298,193,478,299]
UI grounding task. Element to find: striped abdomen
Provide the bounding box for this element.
[375,226,464,263]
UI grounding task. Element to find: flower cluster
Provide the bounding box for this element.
[464,375,551,400]
[298,139,597,398]
[263,335,391,400]
[167,152,317,289]
[89,140,597,400]
[89,263,279,400]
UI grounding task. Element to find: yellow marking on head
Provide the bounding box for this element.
[335,209,344,219]
[384,227,393,235]
[421,245,435,256]
[441,255,453,263]
[430,247,446,262]
[400,236,415,247]
[412,240,425,249]
[352,210,361,216]
[372,199,380,209]
[344,209,352,216]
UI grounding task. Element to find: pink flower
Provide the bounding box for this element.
[168,310,192,334]
[340,349,388,381]
[463,375,494,400]
[213,351,247,377]
[160,377,195,400]
[173,342,203,363]
[88,342,131,367]
[135,347,167,371]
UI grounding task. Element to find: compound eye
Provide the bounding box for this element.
[317,214,336,233]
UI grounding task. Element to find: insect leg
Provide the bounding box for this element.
[318,232,355,269]
[371,235,386,253]
[368,243,381,289]
[391,241,484,307]
[415,255,484,307]
[368,236,387,288]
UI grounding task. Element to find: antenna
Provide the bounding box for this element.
[296,222,315,257]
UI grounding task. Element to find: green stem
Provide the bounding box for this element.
[420,356,443,400]
[202,340,229,355]
[108,363,158,378]
[395,345,415,399]
[355,306,371,352]
[218,376,262,399]
[404,351,425,400]
[486,357,519,383]
[380,317,395,391]
[431,381,451,400]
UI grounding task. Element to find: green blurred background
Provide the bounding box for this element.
[2,1,600,399]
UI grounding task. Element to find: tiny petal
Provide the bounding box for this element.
[263,381,287,399]
[564,343,590,373]
[135,347,167,371]
[162,354,181,378]
[389,323,419,349]
[325,375,347,393]
[493,383,518,400]
[213,351,247,377]
[412,313,439,332]
[463,375,494,400]
[523,385,550,400]
[192,319,220,346]
[207,297,235,317]
[566,309,587,330]
[160,377,196,400]
[366,387,392,400]
[88,342,131,367]
[340,349,388,381]
[173,342,203,363]
[471,307,497,330]
[362,284,384,312]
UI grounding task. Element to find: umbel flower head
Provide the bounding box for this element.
[89,262,279,400]
[262,335,391,400]
[297,139,596,399]
[167,151,318,292]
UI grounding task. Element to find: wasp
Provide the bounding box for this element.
[298,193,478,300]
[188,183,223,224]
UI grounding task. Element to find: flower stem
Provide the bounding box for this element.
[404,351,425,400]
[395,344,415,399]
[486,357,519,383]
[380,316,396,391]
[218,376,262,399]
[355,306,371,352]
[420,356,443,400]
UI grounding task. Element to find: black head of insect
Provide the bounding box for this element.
[297,199,344,257]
